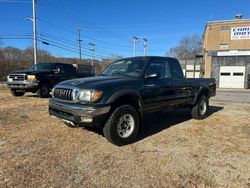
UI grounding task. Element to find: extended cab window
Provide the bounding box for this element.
[63,64,76,73]
[146,60,171,78]
[168,59,184,78]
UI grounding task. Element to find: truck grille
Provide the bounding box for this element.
[53,88,73,101]
[9,74,26,81]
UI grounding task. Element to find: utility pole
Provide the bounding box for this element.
[143,38,148,56]
[132,36,139,57]
[89,43,95,66]
[184,39,188,77]
[32,0,37,65]
[77,26,82,64]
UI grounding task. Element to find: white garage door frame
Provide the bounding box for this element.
[219,66,246,89]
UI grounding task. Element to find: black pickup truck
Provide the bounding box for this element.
[7,62,94,98]
[49,56,216,146]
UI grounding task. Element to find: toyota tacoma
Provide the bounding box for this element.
[49,56,216,146]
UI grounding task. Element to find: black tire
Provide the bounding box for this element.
[191,95,209,120]
[36,84,50,98]
[103,105,140,146]
[10,89,25,97]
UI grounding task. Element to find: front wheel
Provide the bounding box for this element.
[103,105,140,146]
[10,89,25,97]
[191,95,209,120]
[36,84,50,98]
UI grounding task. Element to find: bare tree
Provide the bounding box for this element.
[166,33,202,60]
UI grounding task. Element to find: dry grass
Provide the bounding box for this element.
[0,88,250,188]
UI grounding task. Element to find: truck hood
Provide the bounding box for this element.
[56,76,142,90]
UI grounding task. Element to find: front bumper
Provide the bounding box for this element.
[7,80,39,89]
[49,98,111,127]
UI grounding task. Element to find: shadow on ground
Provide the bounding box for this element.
[84,105,224,142]
[26,94,52,98]
[137,105,223,142]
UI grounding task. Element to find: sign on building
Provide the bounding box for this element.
[217,50,250,56]
[231,27,250,40]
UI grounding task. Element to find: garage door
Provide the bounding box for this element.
[219,66,245,88]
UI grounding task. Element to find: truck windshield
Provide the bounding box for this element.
[29,63,54,72]
[101,59,146,77]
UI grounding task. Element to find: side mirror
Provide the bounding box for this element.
[145,72,160,79]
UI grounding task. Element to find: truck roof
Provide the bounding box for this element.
[116,56,178,62]
[37,62,73,65]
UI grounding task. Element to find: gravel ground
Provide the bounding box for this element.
[0,88,250,188]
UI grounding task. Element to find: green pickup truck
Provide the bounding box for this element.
[49,56,216,146]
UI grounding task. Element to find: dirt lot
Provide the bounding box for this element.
[0,88,250,188]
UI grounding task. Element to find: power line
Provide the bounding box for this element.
[0,17,26,20]
[37,38,106,59]
[39,32,122,55]
[0,37,32,40]
[39,32,77,45]
[37,17,77,34]
[0,34,107,59]
[37,33,114,57]
[0,34,32,36]
[37,17,131,49]
[37,0,130,43]
[0,0,30,3]
[39,0,123,34]
[37,37,106,59]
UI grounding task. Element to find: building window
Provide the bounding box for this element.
[233,72,244,76]
[221,26,229,30]
[220,72,230,76]
[220,44,229,50]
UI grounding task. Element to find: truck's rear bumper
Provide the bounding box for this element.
[49,98,110,127]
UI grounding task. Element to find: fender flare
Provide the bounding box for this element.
[107,89,144,131]
[192,86,209,105]
[107,89,143,104]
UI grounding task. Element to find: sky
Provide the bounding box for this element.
[0,0,250,59]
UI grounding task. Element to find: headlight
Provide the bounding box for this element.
[51,87,55,97]
[27,75,36,81]
[78,89,102,102]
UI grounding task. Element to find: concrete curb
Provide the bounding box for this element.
[217,89,250,93]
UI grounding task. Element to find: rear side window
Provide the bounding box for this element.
[63,64,76,73]
[168,59,184,78]
[146,60,171,78]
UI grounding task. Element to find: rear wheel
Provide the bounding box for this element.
[10,89,25,97]
[191,95,209,120]
[36,84,50,98]
[103,105,140,146]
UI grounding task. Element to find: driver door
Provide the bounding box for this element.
[143,59,174,112]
